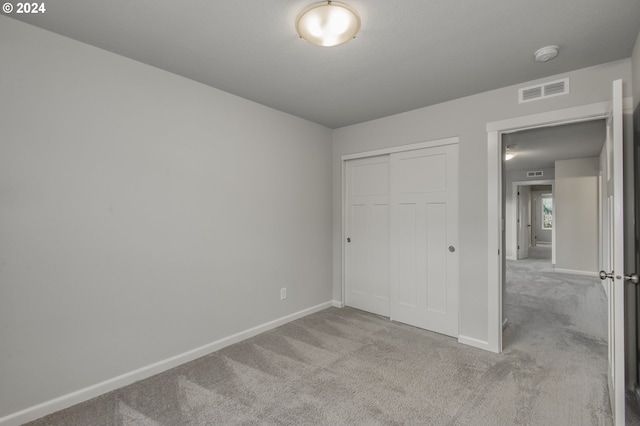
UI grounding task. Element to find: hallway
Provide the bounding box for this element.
[504,245,612,423]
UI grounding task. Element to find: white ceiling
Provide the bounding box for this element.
[9,0,640,128]
[503,120,606,171]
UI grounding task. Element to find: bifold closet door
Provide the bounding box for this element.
[390,144,459,337]
[345,155,390,317]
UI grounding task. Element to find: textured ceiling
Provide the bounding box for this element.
[8,0,640,128]
[503,120,606,171]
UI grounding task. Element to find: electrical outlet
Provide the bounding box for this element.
[280,288,287,300]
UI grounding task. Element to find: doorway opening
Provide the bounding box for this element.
[486,100,614,354]
[500,120,606,350]
[488,84,630,424]
[507,180,555,263]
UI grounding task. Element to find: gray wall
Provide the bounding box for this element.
[554,158,600,274]
[0,17,333,418]
[333,60,632,344]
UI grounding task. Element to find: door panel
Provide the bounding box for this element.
[395,153,447,193]
[397,203,418,307]
[390,144,459,337]
[345,156,390,317]
[600,79,625,425]
[426,203,448,313]
[517,186,531,259]
[635,102,640,403]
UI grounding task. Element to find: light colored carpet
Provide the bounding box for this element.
[27,250,617,425]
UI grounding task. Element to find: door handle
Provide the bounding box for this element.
[599,270,614,280]
[625,273,639,284]
[600,270,639,284]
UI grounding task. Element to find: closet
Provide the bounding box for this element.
[344,142,459,337]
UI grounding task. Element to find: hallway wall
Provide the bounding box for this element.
[554,158,600,275]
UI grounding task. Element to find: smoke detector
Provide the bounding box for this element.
[534,45,559,62]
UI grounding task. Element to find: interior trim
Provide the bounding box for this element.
[486,100,623,355]
[340,136,459,161]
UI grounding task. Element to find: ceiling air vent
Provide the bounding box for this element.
[518,78,569,103]
[527,171,544,178]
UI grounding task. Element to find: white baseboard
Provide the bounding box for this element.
[505,256,516,261]
[554,268,598,277]
[458,335,492,352]
[332,300,344,308]
[0,301,334,426]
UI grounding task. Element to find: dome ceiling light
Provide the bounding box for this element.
[296,1,361,47]
[505,146,516,161]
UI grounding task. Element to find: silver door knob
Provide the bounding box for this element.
[599,270,614,280]
[625,273,639,284]
[449,246,455,253]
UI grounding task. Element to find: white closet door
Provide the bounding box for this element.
[345,155,390,316]
[390,144,459,337]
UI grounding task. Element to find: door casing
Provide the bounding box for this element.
[487,100,623,354]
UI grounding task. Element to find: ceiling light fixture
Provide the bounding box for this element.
[505,147,515,161]
[296,1,361,47]
[534,45,559,62]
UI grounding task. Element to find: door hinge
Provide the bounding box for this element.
[518,245,520,249]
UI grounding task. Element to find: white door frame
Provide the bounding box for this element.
[341,136,459,308]
[486,101,614,353]
[509,180,555,263]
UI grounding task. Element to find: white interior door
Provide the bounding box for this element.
[599,79,625,425]
[517,186,531,259]
[390,144,459,337]
[531,193,537,248]
[345,155,390,317]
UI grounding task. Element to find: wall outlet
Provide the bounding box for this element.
[280,288,287,300]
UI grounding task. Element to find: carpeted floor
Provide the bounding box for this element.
[27,247,618,425]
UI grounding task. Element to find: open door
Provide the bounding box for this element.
[599,79,626,425]
[635,100,640,415]
[517,186,531,259]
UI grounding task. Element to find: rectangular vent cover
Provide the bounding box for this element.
[519,78,569,103]
[527,171,544,178]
